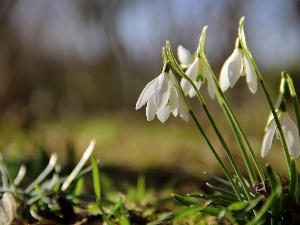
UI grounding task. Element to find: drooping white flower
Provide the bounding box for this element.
[136,69,189,123]
[261,111,300,158]
[219,47,257,94]
[177,45,215,99]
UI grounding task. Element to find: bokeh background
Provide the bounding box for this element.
[0,0,299,182]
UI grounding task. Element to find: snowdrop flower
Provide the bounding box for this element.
[178,45,215,99]
[261,111,300,158]
[219,39,257,94]
[136,68,189,123]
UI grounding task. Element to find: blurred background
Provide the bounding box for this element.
[0,0,299,183]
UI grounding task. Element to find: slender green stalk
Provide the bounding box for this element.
[207,66,260,183]
[221,99,257,182]
[239,18,291,174]
[165,60,243,200]
[199,27,264,182]
[189,109,243,200]
[194,87,252,200]
[215,83,265,182]
[169,60,251,200]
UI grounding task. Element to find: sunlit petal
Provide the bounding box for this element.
[172,108,178,117]
[177,95,189,122]
[181,58,199,95]
[188,81,201,98]
[136,76,160,110]
[169,84,179,111]
[227,49,243,87]
[243,55,257,94]
[146,97,156,121]
[282,113,300,158]
[219,59,231,92]
[261,120,277,157]
[156,106,171,123]
[154,72,170,110]
[205,66,215,99]
[219,49,243,92]
[177,45,193,66]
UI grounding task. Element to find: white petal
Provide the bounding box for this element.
[181,58,199,95]
[186,58,200,80]
[154,72,170,110]
[136,76,160,110]
[219,48,243,92]
[177,95,189,122]
[219,59,231,92]
[146,97,156,121]
[261,120,277,157]
[205,65,215,99]
[156,106,171,123]
[172,108,178,117]
[282,113,300,158]
[243,55,257,94]
[169,84,179,111]
[227,49,243,87]
[188,81,201,98]
[177,45,193,65]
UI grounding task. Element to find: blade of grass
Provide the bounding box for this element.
[25,154,57,194]
[91,155,101,201]
[61,139,95,191]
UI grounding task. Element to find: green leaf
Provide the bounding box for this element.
[206,183,238,200]
[108,195,125,219]
[247,184,281,225]
[189,193,236,205]
[172,194,199,207]
[171,194,239,223]
[149,205,205,225]
[227,201,250,211]
[136,175,145,204]
[91,155,101,201]
[245,196,264,212]
[260,165,283,224]
[289,159,298,198]
[204,172,232,187]
[73,177,84,196]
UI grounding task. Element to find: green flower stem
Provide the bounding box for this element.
[193,87,252,200]
[164,55,243,199]
[239,17,291,174]
[219,96,258,182]
[169,60,251,200]
[204,59,263,183]
[189,110,243,200]
[199,27,264,182]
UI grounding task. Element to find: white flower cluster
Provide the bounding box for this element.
[135,28,300,158]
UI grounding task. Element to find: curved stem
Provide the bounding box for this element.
[171,61,251,200]
[169,63,244,200]
[238,20,291,174]
[204,57,264,182]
